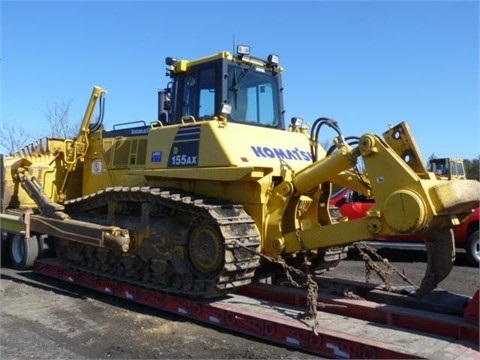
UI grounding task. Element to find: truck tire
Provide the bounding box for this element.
[465,230,479,267]
[10,234,39,270]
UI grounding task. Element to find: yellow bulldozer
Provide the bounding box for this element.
[429,157,467,180]
[1,46,479,299]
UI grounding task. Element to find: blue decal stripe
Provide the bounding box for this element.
[174,133,200,141]
[178,127,201,133]
[174,126,201,141]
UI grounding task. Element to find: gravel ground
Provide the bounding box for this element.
[0,248,478,359]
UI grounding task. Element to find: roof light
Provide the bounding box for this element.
[236,45,250,56]
[291,117,303,128]
[221,103,232,115]
[165,57,177,66]
[268,54,279,66]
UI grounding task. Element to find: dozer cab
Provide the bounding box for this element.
[1,45,479,299]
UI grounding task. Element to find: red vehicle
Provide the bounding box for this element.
[330,188,479,266]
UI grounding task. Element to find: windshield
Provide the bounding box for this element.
[227,64,281,127]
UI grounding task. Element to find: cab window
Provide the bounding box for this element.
[180,68,216,120]
[227,65,279,127]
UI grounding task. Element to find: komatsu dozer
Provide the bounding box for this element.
[2,46,479,298]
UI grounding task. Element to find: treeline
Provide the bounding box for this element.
[464,158,480,180]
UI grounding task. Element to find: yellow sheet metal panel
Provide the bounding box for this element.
[144,121,316,173]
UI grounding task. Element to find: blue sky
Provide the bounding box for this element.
[1,0,479,160]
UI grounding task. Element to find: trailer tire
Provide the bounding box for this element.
[10,234,39,270]
[465,230,479,267]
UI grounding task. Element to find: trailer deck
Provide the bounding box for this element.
[33,257,479,359]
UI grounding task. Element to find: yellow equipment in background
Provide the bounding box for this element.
[429,157,467,180]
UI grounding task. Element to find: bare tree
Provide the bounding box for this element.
[0,122,32,155]
[0,98,78,156]
[43,100,77,138]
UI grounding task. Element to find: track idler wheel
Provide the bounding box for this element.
[416,228,455,298]
[188,218,224,279]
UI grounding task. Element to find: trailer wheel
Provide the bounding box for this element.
[10,234,39,270]
[465,230,479,267]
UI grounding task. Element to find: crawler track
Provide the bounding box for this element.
[57,186,261,297]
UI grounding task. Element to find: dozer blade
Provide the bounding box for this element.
[416,228,455,299]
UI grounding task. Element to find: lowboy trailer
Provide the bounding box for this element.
[21,256,480,359]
